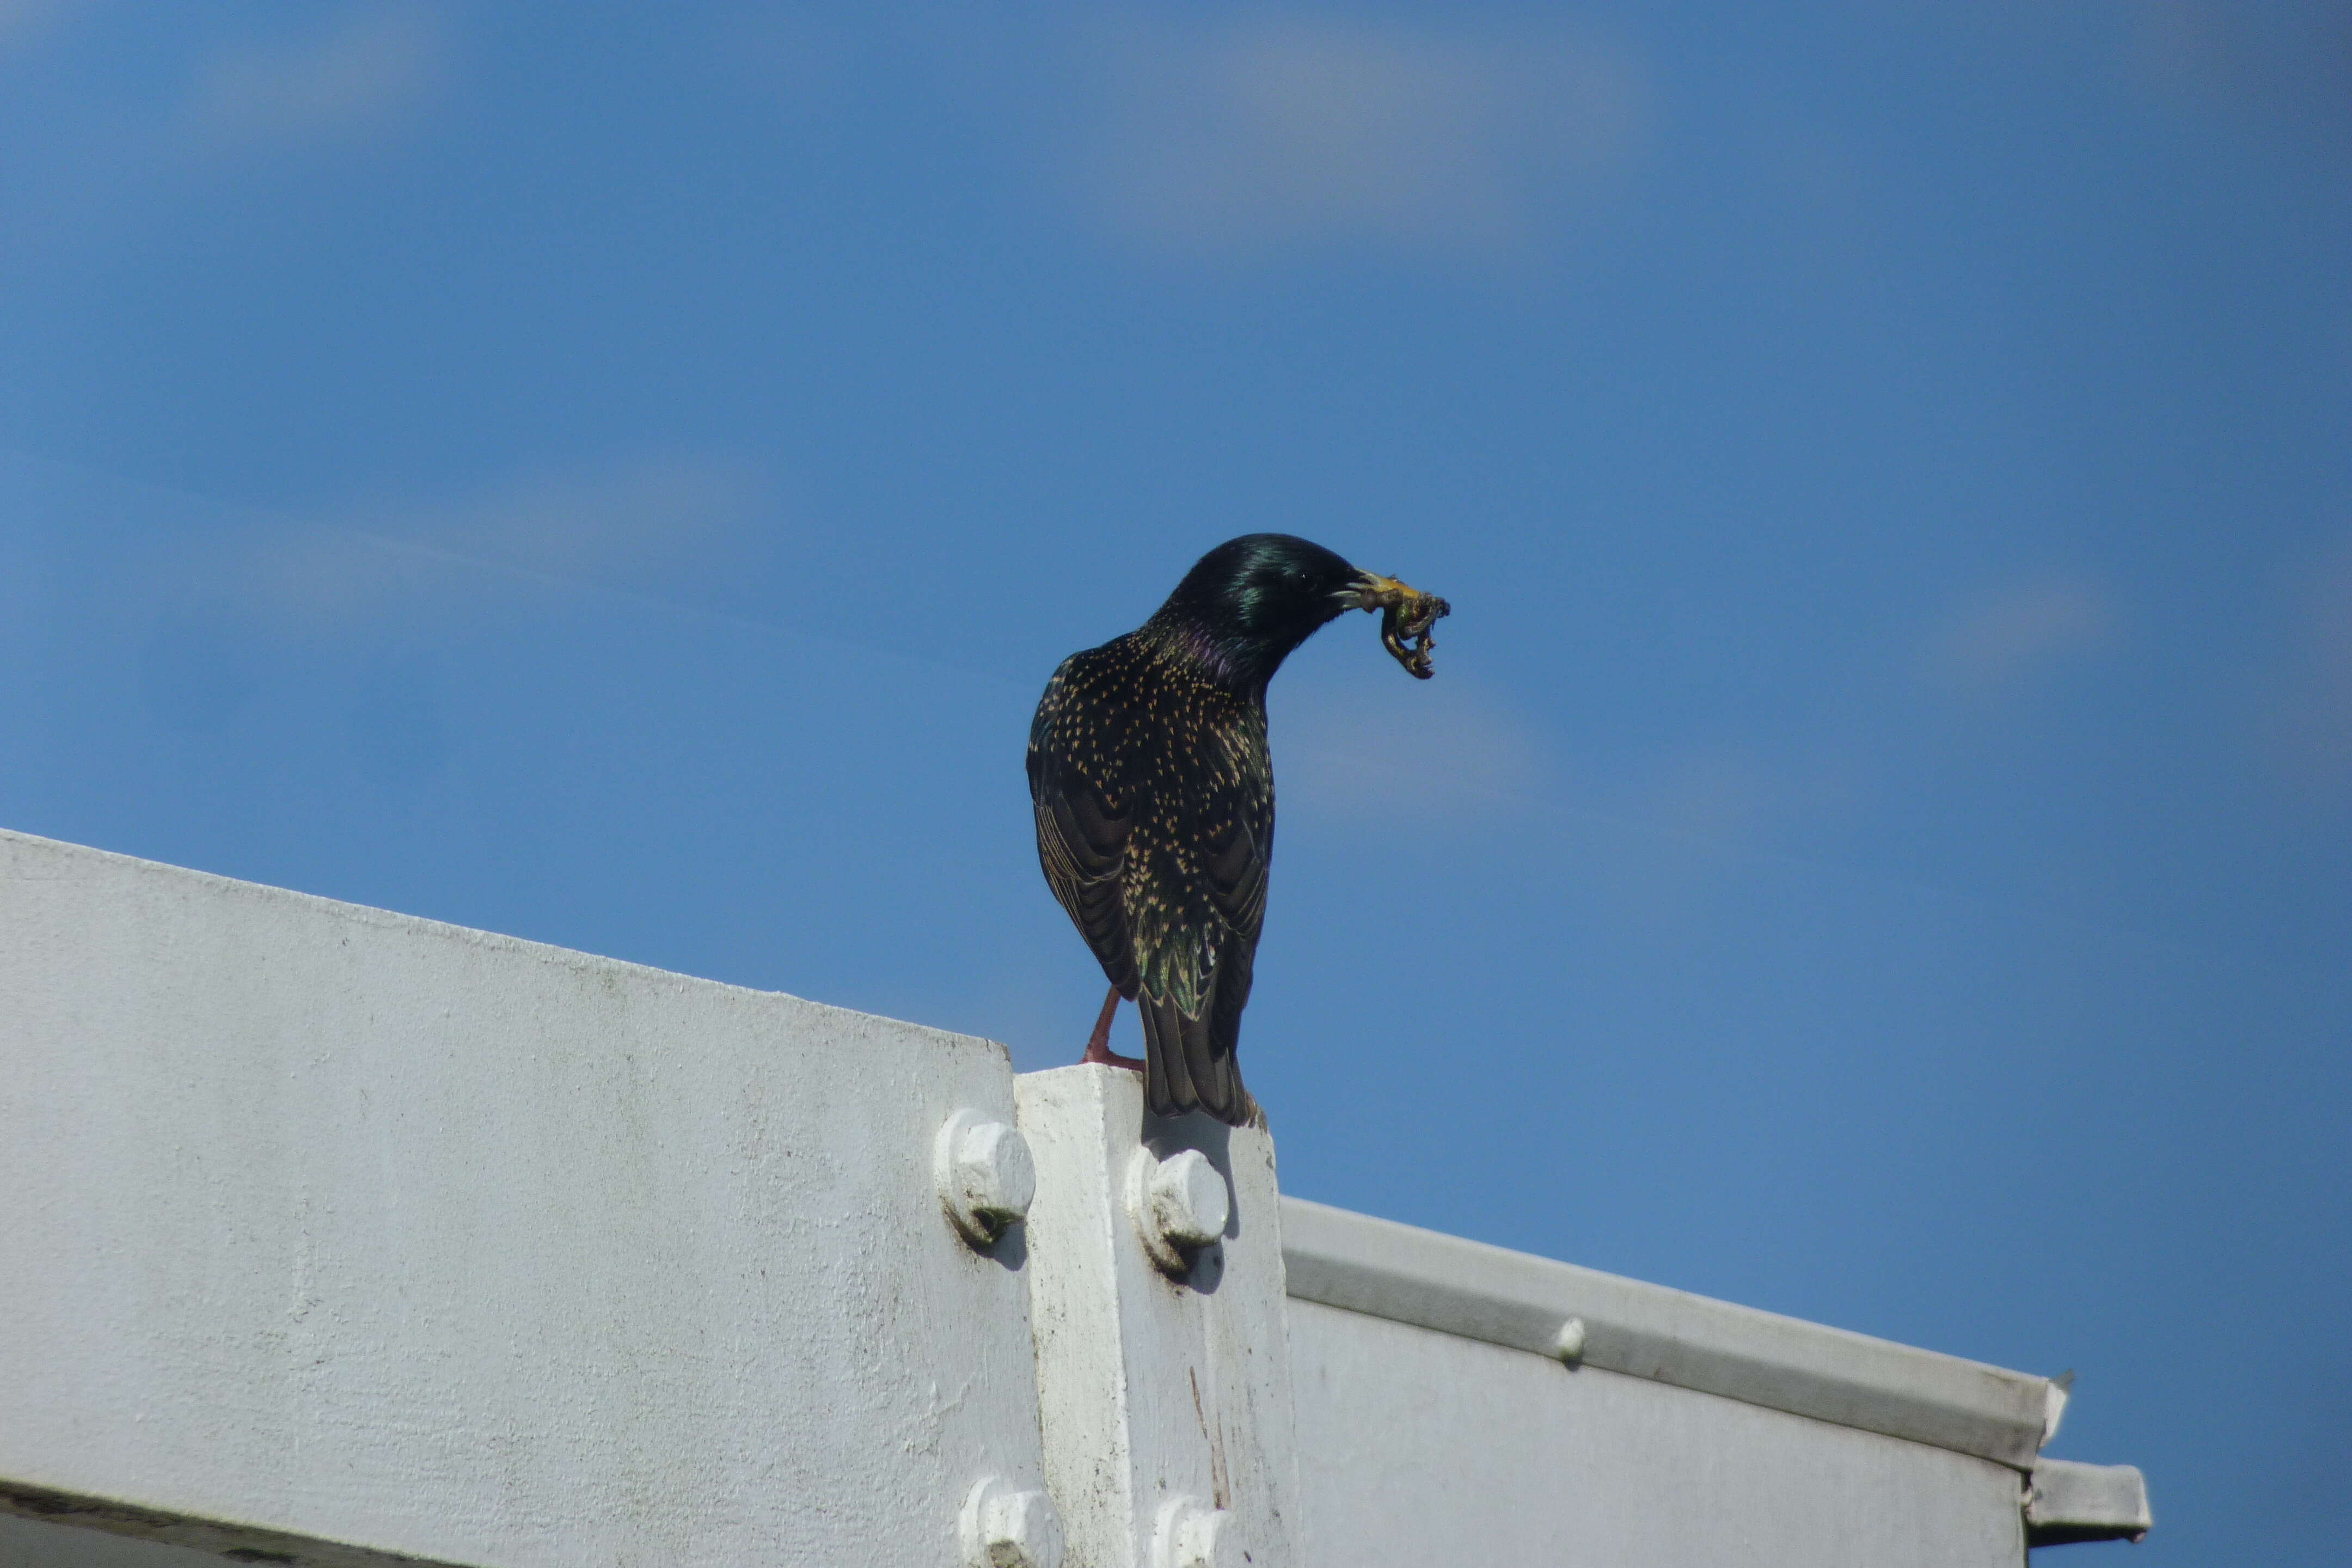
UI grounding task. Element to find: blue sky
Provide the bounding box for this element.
[4,3,2348,1559]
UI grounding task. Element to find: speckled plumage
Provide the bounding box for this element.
[1028,535,1425,1126]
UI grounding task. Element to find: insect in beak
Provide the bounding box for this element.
[1342,572,1451,679]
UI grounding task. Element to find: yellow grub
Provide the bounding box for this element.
[1351,573,1452,680]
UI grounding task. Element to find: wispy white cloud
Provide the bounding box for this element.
[1640,746,1777,847]
[0,6,451,273]
[373,454,767,581]
[1922,577,2121,699]
[1576,744,1788,924]
[1279,669,1541,823]
[1077,14,1647,260]
[187,4,446,149]
[202,451,772,628]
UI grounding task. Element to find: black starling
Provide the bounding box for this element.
[1027,535,1449,1126]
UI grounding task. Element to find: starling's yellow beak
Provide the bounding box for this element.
[1342,571,1451,679]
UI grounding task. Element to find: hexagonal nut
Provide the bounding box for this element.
[935,1110,1037,1248]
[1152,1496,1239,1568]
[960,1477,1063,1568]
[1126,1147,1229,1276]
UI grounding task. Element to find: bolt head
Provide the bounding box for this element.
[1127,1146,1231,1276]
[961,1478,1063,1568]
[958,1118,1038,1222]
[1149,1148,1229,1247]
[1153,1497,1239,1568]
[936,1111,1037,1248]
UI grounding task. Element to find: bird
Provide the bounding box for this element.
[1027,534,1449,1126]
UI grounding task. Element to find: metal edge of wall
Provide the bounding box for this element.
[0,828,727,1001]
[2025,1459,2152,1546]
[1279,1197,2055,1471]
[0,826,972,1050]
[1,1480,477,1568]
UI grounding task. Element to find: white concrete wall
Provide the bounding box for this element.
[2,828,2141,1567]
[0,829,1051,1566]
[1016,1066,1301,1568]
[1289,1298,2026,1567]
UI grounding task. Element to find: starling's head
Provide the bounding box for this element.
[1148,534,1450,685]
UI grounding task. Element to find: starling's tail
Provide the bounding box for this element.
[1138,989,1255,1128]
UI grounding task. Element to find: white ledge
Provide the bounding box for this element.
[1,1480,464,1568]
[0,827,1049,1568]
[1280,1197,2057,1470]
[2026,1459,2152,1546]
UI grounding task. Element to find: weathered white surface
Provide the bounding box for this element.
[1284,1196,2055,1469]
[0,829,1051,1566]
[1015,1067,1300,1568]
[0,1510,240,1567]
[0,1492,417,1568]
[2028,1457,2153,1545]
[1,826,2150,1567]
[1289,1298,2029,1567]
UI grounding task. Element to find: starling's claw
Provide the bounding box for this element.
[1344,572,1452,679]
[1077,983,1144,1071]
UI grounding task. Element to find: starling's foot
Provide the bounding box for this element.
[1081,1039,1147,1071]
[1077,984,1146,1073]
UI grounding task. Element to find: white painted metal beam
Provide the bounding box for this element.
[1,827,2150,1567]
[1282,1195,2060,1469]
[0,829,1054,1567]
[1015,1065,1300,1568]
[2027,1459,2153,1546]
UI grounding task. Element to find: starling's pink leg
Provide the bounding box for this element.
[1079,984,1145,1071]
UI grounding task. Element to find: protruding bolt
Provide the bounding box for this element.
[1126,1147,1230,1276]
[1152,1496,1238,1568]
[936,1110,1037,1249]
[960,1477,1063,1568]
[1149,1149,1229,1247]
[1553,1315,1588,1367]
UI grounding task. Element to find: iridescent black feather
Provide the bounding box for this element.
[1027,535,1369,1125]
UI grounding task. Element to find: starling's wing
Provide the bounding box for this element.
[1028,655,1141,996]
[1136,707,1272,1128]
